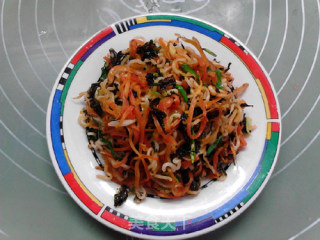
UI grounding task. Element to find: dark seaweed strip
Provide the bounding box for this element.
[136,40,159,61]
[224,62,232,73]
[114,185,129,207]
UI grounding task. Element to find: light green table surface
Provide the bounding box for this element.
[1,1,319,240]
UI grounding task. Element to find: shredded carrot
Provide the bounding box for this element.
[79,36,253,204]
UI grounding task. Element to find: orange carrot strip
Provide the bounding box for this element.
[112,152,130,168]
[134,154,158,161]
[134,159,141,189]
[129,38,145,58]
[237,124,247,147]
[129,91,144,143]
[153,116,177,148]
[158,37,170,59]
[140,107,150,143]
[107,65,146,84]
[181,36,210,67]
[128,128,140,156]
[113,146,131,151]
[109,131,128,138]
[140,158,151,183]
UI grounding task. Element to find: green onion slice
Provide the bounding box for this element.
[175,85,188,103]
[215,69,224,89]
[203,48,217,57]
[180,63,199,83]
[206,135,223,156]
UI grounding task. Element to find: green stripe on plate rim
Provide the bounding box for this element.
[243,131,279,203]
[60,60,83,115]
[147,15,224,36]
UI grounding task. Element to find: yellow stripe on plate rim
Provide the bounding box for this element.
[255,78,271,119]
[63,150,103,207]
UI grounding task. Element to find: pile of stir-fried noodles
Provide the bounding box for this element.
[77,35,254,206]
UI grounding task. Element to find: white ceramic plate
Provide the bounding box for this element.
[46,13,281,239]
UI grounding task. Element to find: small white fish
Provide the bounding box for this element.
[108,119,136,127]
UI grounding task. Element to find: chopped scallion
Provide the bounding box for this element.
[206,135,223,156]
[175,85,188,103]
[215,69,224,89]
[151,90,162,98]
[203,48,217,57]
[181,63,199,83]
